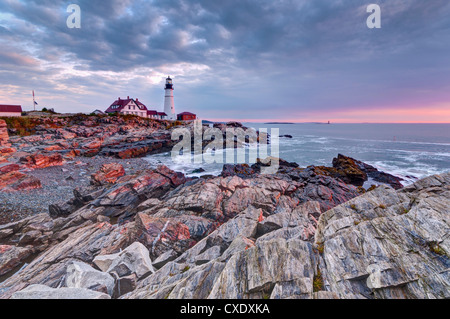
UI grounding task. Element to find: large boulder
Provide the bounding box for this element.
[94,242,154,279]
[66,261,115,296]
[331,154,404,189]
[315,172,450,299]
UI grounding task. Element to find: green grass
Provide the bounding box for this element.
[316,243,325,255]
[313,267,324,292]
[428,242,446,256]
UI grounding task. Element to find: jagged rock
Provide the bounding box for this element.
[125,172,449,300]
[97,242,154,279]
[113,273,137,298]
[336,154,404,188]
[315,172,450,299]
[0,245,34,276]
[20,153,65,169]
[208,238,316,299]
[90,163,125,185]
[221,164,256,178]
[226,121,243,128]
[0,220,130,298]
[10,284,111,299]
[251,157,299,172]
[134,213,197,259]
[195,246,222,265]
[0,120,11,148]
[3,115,180,165]
[0,163,20,174]
[315,154,404,189]
[256,201,321,241]
[65,261,115,296]
[92,252,119,273]
[1,156,447,300]
[152,250,178,269]
[90,166,186,219]
[0,170,42,192]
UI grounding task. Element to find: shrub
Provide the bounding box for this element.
[313,267,324,292]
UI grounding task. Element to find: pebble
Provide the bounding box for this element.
[0,157,153,225]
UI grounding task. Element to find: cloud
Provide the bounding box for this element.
[0,0,449,122]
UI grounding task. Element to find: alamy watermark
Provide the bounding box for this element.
[66,4,81,29]
[65,4,381,29]
[366,4,381,29]
[171,120,280,174]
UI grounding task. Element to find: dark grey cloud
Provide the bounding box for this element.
[0,0,449,121]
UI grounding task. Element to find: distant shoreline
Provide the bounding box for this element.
[264,122,295,125]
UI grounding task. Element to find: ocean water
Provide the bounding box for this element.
[145,123,450,185]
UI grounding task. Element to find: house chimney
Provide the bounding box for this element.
[136,98,139,102]
[118,97,121,101]
[127,96,130,99]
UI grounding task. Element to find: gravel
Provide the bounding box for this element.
[0,157,153,225]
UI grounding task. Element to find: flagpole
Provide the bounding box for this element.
[32,90,36,111]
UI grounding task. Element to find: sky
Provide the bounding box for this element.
[0,0,450,123]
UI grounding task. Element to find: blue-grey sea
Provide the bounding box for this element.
[145,123,450,186]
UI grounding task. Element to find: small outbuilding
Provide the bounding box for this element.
[177,112,196,121]
[157,112,168,120]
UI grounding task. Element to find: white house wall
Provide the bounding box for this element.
[0,112,21,117]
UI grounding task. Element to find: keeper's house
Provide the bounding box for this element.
[106,97,148,118]
[0,105,22,117]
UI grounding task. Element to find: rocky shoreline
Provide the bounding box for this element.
[0,157,152,225]
[0,115,448,299]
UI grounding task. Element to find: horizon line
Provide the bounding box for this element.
[203,119,450,125]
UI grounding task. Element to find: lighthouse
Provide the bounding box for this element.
[164,76,176,120]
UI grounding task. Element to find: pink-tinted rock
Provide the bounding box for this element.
[20,153,65,169]
[0,120,11,148]
[0,163,20,174]
[0,170,42,192]
[91,163,125,186]
[135,213,194,258]
[82,139,103,150]
[155,165,186,187]
[0,245,34,276]
[0,148,16,155]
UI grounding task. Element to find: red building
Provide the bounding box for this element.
[177,112,197,121]
[0,105,22,117]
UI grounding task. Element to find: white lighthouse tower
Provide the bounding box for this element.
[164,76,176,120]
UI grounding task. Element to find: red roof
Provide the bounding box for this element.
[136,100,147,109]
[147,110,157,115]
[157,112,167,116]
[0,105,22,113]
[177,112,196,116]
